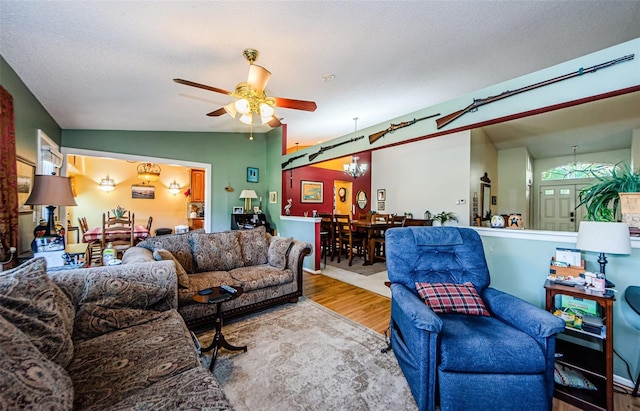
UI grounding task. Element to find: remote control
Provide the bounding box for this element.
[220,284,237,294]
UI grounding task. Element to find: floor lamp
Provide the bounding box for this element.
[25,175,77,238]
[575,221,631,288]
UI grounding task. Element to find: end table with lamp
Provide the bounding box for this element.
[24,174,77,251]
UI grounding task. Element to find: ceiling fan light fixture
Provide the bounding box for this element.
[239,113,253,125]
[235,98,251,115]
[224,102,238,117]
[259,102,274,118]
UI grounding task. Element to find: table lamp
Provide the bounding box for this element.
[25,175,77,237]
[239,189,258,213]
[576,221,631,288]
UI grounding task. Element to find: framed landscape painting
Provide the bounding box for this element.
[301,180,323,203]
[17,156,35,213]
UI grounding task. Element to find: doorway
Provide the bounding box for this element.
[334,180,353,216]
[538,184,587,232]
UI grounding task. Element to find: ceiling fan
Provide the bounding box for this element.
[173,48,317,128]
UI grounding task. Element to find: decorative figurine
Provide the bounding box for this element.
[284,199,292,216]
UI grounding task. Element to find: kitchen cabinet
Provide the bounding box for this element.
[189,218,204,230]
[544,281,614,411]
[190,169,205,203]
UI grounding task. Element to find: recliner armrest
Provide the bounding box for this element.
[391,283,443,333]
[483,287,565,338]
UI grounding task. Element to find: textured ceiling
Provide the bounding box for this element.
[1,1,639,155]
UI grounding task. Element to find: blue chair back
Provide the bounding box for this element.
[386,226,490,293]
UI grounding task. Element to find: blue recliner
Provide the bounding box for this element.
[386,227,565,411]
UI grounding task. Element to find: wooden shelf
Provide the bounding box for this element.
[545,281,615,411]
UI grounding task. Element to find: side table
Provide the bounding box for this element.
[193,286,247,371]
[544,280,615,411]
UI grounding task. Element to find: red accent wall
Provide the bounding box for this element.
[282,151,371,216]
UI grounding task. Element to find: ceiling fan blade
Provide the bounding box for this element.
[206,107,227,117]
[247,65,271,93]
[267,117,282,128]
[173,78,232,95]
[273,97,317,112]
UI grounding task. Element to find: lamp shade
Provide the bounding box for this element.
[239,190,258,199]
[576,221,631,255]
[25,175,77,207]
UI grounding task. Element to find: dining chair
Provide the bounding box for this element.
[370,213,392,263]
[334,214,367,266]
[78,217,102,266]
[318,213,333,267]
[145,216,153,233]
[391,214,407,226]
[101,212,135,260]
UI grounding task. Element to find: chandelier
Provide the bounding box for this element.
[343,156,367,179]
[137,163,161,182]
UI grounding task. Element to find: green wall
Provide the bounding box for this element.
[62,129,281,233]
[480,232,640,384]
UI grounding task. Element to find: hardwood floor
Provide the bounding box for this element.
[302,271,640,411]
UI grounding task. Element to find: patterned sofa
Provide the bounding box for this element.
[0,257,231,410]
[130,226,312,328]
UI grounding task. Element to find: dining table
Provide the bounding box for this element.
[82,225,151,243]
[351,220,401,265]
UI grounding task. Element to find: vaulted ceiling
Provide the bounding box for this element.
[1,1,639,156]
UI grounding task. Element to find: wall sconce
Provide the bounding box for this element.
[168,180,181,195]
[98,175,116,192]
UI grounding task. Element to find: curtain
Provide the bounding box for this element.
[0,86,18,268]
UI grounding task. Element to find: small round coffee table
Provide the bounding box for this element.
[193,285,247,371]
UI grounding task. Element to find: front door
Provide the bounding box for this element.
[539,184,587,232]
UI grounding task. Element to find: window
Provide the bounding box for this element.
[541,162,614,181]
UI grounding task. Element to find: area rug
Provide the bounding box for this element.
[320,265,391,298]
[325,255,387,276]
[197,299,416,411]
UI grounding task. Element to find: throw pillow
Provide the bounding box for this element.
[267,236,293,270]
[0,257,76,367]
[415,281,490,316]
[137,233,195,273]
[554,363,597,390]
[0,315,74,410]
[238,226,268,266]
[190,231,244,272]
[153,248,190,288]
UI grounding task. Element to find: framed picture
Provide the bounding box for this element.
[132,184,155,199]
[269,191,278,204]
[17,156,35,213]
[301,180,323,203]
[378,201,385,211]
[377,189,386,201]
[232,206,244,214]
[247,167,259,183]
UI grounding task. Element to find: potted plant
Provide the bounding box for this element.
[432,211,458,226]
[578,162,640,226]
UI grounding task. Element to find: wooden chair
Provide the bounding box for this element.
[319,213,333,267]
[145,216,153,232]
[334,214,367,266]
[370,214,392,263]
[391,214,407,226]
[79,217,102,266]
[101,212,135,260]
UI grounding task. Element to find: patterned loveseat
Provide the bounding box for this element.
[130,226,312,328]
[0,257,231,410]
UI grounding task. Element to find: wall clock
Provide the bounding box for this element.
[338,187,347,202]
